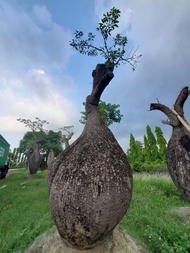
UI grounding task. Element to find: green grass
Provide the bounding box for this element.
[0,170,190,253]
[0,169,53,253]
[120,173,190,253]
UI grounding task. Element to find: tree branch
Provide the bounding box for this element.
[174,86,190,116]
[85,64,114,115]
[100,30,109,59]
[150,87,190,127]
[90,64,114,105]
[171,109,190,132]
[150,103,180,127]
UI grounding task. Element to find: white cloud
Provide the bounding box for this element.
[0,1,73,71]
[32,5,53,29]
[0,1,81,150]
[1,0,190,152]
[0,83,82,150]
[94,0,133,40]
[0,68,79,129]
[94,0,190,150]
[37,69,45,75]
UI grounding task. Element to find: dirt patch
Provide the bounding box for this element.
[174,206,190,224]
[6,169,18,177]
[24,226,148,253]
[22,174,41,180]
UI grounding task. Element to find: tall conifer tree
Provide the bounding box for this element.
[155,126,167,163]
[143,135,152,163]
[146,125,159,162]
[128,133,143,171]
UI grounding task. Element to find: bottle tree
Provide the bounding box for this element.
[42,130,63,157]
[47,7,141,250]
[150,86,190,203]
[18,129,63,170]
[17,117,49,174]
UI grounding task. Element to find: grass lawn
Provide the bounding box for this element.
[120,173,190,253]
[0,169,54,253]
[0,169,190,253]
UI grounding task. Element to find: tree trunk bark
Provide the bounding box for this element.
[28,143,42,174]
[47,149,55,168]
[150,86,190,203]
[47,64,133,250]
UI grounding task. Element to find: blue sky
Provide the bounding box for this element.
[1,0,190,152]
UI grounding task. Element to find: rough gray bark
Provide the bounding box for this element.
[47,149,55,168]
[28,143,42,174]
[150,86,190,203]
[47,64,133,250]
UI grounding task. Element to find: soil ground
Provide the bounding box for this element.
[24,226,148,253]
[174,206,190,224]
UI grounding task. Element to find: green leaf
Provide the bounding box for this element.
[70,7,141,69]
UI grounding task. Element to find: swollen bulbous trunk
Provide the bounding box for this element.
[28,143,42,174]
[167,126,190,202]
[150,86,190,203]
[47,64,133,250]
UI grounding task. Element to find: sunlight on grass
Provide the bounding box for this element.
[133,172,171,181]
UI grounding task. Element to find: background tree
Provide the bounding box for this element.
[40,130,63,167]
[18,130,63,169]
[127,125,167,172]
[143,135,152,165]
[80,100,123,126]
[58,126,74,149]
[150,86,190,203]
[127,133,143,171]
[10,148,20,167]
[12,148,17,159]
[155,126,167,164]
[146,125,159,162]
[41,130,63,158]
[17,117,49,174]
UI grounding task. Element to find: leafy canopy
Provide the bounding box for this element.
[18,130,63,159]
[17,116,49,149]
[70,7,141,69]
[17,117,49,133]
[80,100,123,126]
